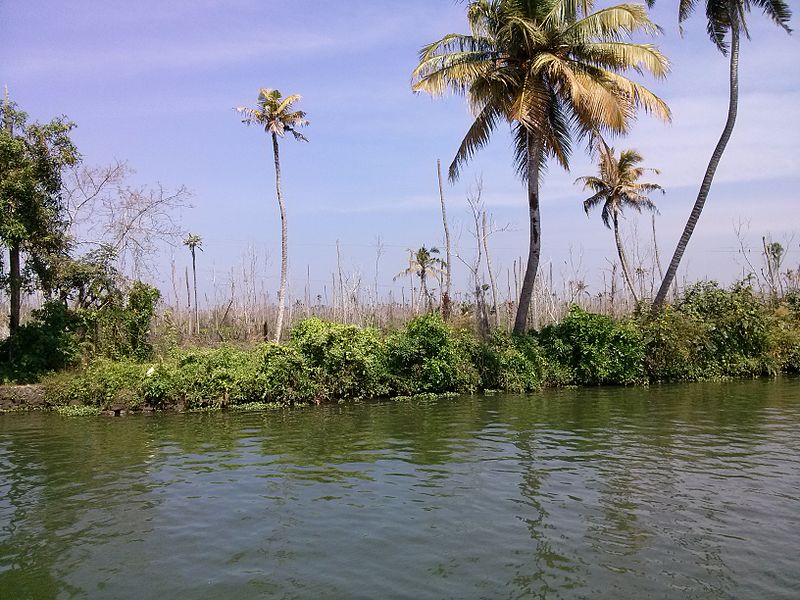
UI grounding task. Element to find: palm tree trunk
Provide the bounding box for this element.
[9,242,21,334]
[513,133,543,335]
[652,16,740,312]
[437,159,453,319]
[271,132,288,342]
[191,249,199,335]
[614,212,639,303]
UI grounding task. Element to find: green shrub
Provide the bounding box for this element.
[676,282,775,377]
[538,306,646,386]
[250,344,319,405]
[290,318,389,400]
[769,302,800,373]
[125,343,322,409]
[158,344,319,408]
[125,282,161,361]
[0,301,81,383]
[478,332,543,392]
[385,314,479,394]
[43,359,147,408]
[641,307,711,382]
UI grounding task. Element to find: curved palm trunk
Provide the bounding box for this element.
[513,134,543,335]
[271,132,288,342]
[652,18,740,312]
[613,212,639,303]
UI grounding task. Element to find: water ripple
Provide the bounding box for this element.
[1,377,799,598]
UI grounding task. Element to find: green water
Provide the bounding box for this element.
[1,379,799,599]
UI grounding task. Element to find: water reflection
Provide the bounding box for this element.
[0,377,798,598]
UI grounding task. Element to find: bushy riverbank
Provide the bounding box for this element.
[4,282,792,413]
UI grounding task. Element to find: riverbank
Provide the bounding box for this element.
[1,283,798,415]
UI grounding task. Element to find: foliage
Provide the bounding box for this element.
[641,306,711,382]
[0,96,79,321]
[539,305,647,385]
[0,301,81,382]
[385,314,479,394]
[477,332,543,392]
[578,144,663,227]
[644,282,779,380]
[290,318,389,400]
[0,280,161,383]
[237,89,309,141]
[124,282,161,360]
[412,0,670,182]
[679,282,774,377]
[14,283,800,413]
[43,359,147,408]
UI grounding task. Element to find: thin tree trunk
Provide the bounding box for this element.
[482,212,499,329]
[652,213,663,280]
[652,17,740,312]
[271,132,288,341]
[614,212,639,303]
[5,92,20,335]
[437,159,453,318]
[9,242,21,333]
[184,266,191,335]
[336,239,344,321]
[192,249,199,335]
[513,133,543,335]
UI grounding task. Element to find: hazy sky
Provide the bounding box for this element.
[2,0,798,303]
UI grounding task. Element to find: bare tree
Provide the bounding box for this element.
[64,161,191,277]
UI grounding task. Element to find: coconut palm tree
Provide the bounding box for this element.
[577,144,663,302]
[183,233,202,335]
[394,246,447,311]
[650,0,791,311]
[412,0,671,334]
[237,89,308,341]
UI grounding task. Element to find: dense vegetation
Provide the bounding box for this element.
[1,282,793,413]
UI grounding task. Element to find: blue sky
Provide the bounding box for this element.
[2,0,798,302]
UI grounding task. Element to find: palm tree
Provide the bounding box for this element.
[650,0,791,311]
[412,0,670,335]
[577,144,663,302]
[237,89,308,342]
[394,246,447,311]
[183,233,202,335]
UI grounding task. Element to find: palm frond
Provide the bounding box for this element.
[567,4,661,40]
[449,102,502,181]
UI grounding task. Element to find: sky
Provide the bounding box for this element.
[2,0,799,304]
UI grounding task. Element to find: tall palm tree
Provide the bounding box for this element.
[412,0,671,334]
[577,144,663,302]
[650,0,791,311]
[394,246,447,311]
[183,233,202,335]
[237,89,308,342]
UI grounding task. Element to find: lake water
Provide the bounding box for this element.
[1,378,799,599]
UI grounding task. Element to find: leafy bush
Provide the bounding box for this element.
[0,301,81,382]
[478,332,543,392]
[641,306,711,382]
[676,282,775,377]
[43,359,147,408]
[538,306,646,385]
[385,314,479,394]
[77,281,161,361]
[769,301,800,373]
[290,318,389,400]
